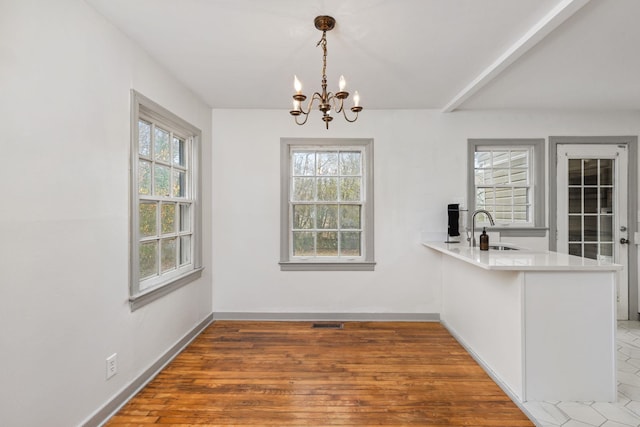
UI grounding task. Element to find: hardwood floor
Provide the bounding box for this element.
[105,321,534,426]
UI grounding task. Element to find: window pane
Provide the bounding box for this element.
[160,238,177,272]
[475,169,490,185]
[172,137,186,166]
[568,159,582,186]
[341,232,361,256]
[293,177,315,201]
[139,241,158,280]
[317,152,338,175]
[339,152,361,175]
[492,151,509,167]
[584,243,598,260]
[154,165,170,197]
[513,188,528,205]
[584,188,598,213]
[474,151,491,169]
[600,243,613,257]
[293,205,314,229]
[139,160,151,195]
[317,205,338,229]
[340,177,361,201]
[161,203,176,234]
[600,159,613,186]
[154,127,170,163]
[293,231,314,256]
[568,188,582,214]
[510,170,528,185]
[569,216,582,241]
[179,204,190,232]
[317,177,338,201]
[317,231,338,256]
[494,188,513,205]
[493,168,509,185]
[600,187,612,214]
[495,204,512,222]
[173,170,186,198]
[600,216,613,242]
[569,243,582,257]
[583,159,597,185]
[513,205,528,222]
[139,202,157,237]
[510,151,528,168]
[340,205,361,229]
[292,152,315,176]
[584,216,597,242]
[138,120,151,157]
[180,235,191,265]
[476,188,494,206]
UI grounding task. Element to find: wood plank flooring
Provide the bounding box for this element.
[105,321,534,426]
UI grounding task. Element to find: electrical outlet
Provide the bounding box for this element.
[106,353,117,380]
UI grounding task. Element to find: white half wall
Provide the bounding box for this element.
[0,1,212,426]
[211,108,640,315]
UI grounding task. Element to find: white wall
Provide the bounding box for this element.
[0,1,212,426]
[212,108,640,315]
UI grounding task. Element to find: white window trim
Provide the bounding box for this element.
[280,138,375,271]
[468,138,546,237]
[130,90,203,310]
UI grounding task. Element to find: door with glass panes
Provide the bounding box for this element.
[557,144,628,319]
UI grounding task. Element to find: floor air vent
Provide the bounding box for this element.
[311,322,344,329]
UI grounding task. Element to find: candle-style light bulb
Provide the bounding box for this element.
[353,91,360,107]
[294,75,302,94]
[339,75,346,91]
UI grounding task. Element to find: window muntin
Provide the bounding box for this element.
[290,148,364,259]
[474,147,533,225]
[130,90,202,307]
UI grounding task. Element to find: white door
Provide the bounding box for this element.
[557,144,629,320]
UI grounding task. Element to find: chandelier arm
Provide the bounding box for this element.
[294,112,311,126]
[327,93,346,114]
[341,108,360,123]
[297,92,323,115]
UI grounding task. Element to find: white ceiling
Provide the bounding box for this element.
[86,0,640,111]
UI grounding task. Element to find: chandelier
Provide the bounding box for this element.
[289,16,363,129]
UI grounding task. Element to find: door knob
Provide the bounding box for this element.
[620,238,629,244]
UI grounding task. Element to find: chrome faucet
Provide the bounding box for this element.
[469,209,495,247]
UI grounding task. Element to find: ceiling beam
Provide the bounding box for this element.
[441,0,591,112]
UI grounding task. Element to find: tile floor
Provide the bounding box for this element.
[523,321,640,427]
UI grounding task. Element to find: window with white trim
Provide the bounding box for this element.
[280,138,375,271]
[130,91,202,309]
[468,139,546,237]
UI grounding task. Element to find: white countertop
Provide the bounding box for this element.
[424,241,622,271]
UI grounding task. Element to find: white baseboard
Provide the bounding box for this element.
[441,320,541,427]
[82,314,214,427]
[212,312,440,322]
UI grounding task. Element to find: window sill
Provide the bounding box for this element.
[486,226,548,238]
[130,267,204,311]
[279,262,376,271]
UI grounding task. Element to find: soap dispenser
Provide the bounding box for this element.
[479,227,489,251]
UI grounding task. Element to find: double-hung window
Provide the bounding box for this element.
[130,91,202,309]
[280,138,375,271]
[468,139,545,236]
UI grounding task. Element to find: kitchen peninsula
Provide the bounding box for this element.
[425,241,622,403]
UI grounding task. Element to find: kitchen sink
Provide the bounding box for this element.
[489,244,519,251]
